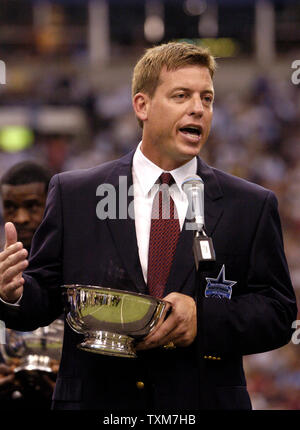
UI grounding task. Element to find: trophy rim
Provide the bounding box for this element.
[61,284,167,304]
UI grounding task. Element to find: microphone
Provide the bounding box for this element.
[182,175,216,267]
[182,175,205,232]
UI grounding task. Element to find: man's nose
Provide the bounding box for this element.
[14,208,30,224]
[188,96,204,117]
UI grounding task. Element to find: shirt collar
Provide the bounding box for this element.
[133,141,197,196]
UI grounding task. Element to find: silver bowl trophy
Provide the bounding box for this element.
[0,319,63,402]
[0,319,64,374]
[61,284,168,358]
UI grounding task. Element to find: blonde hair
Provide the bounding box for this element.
[132,41,216,99]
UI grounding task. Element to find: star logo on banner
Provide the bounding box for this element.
[205,265,237,299]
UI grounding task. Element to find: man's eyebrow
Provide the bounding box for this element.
[171,87,188,91]
[24,198,40,202]
[3,197,41,204]
[170,87,214,95]
[170,87,190,93]
[201,89,215,97]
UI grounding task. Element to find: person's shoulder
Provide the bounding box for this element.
[212,166,275,201]
[50,151,134,190]
[56,159,120,183]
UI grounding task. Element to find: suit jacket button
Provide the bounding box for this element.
[136,381,144,390]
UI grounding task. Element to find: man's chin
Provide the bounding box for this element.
[178,140,205,156]
[179,146,203,161]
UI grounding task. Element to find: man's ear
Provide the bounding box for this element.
[132,92,150,124]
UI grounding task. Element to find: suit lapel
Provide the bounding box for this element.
[104,150,147,294]
[165,157,224,295]
[199,157,224,237]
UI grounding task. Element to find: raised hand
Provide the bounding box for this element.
[0,222,28,304]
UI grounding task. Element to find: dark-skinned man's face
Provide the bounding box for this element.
[1,182,47,251]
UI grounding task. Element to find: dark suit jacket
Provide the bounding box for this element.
[0,150,297,410]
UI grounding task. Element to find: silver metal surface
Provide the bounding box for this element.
[62,284,168,358]
[0,319,64,373]
[14,354,52,373]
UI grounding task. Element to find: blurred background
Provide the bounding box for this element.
[0,0,299,410]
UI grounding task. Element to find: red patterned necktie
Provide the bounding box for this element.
[147,172,180,298]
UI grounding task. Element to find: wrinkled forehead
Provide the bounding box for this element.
[1,182,47,200]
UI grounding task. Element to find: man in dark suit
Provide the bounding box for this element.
[0,42,297,410]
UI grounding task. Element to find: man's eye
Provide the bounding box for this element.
[203,96,213,104]
[4,203,16,212]
[25,202,39,210]
[174,93,185,99]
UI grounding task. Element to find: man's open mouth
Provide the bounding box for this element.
[179,126,202,140]
[180,127,201,135]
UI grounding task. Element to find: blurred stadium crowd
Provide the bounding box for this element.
[0,0,299,410]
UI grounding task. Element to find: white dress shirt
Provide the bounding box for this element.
[132,142,197,284]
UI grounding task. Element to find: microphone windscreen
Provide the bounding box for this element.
[181,175,203,190]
